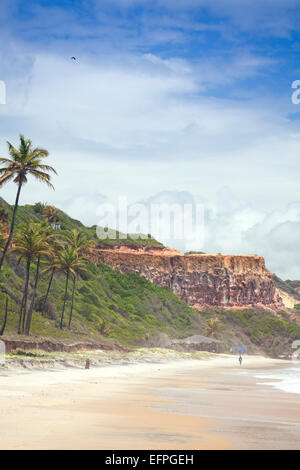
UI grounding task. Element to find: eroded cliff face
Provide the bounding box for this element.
[88,246,283,310]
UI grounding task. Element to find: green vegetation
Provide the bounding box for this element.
[1,237,299,354]
[205,317,220,337]
[201,308,300,357]
[273,274,300,301]
[0,135,299,357]
[13,222,53,335]
[0,191,299,354]
[0,254,205,346]
[0,197,163,250]
[285,280,300,289]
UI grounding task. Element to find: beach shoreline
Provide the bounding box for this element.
[0,353,299,450]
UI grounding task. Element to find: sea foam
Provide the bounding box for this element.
[256,366,300,395]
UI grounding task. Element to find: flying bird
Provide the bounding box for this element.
[71,57,77,61]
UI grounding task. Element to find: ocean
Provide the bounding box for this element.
[256,364,300,395]
[148,361,300,449]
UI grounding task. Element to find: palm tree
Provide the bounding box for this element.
[0,296,9,336]
[33,202,47,215]
[54,247,81,329]
[61,229,95,256]
[40,235,64,315]
[40,259,56,315]
[68,256,87,329]
[25,224,54,336]
[13,223,50,334]
[206,317,220,338]
[60,230,96,329]
[56,230,92,329]
[0,135,56,271]
[42,205,59,224]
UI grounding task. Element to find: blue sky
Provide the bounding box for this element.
[1,0,300,277]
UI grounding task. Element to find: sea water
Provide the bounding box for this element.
[256,365,300,395]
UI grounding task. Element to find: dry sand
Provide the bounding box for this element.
[0,354,299,450]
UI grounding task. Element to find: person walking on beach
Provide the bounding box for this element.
[239,355,243,366]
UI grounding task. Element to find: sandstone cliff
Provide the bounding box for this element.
[88,246,283,310]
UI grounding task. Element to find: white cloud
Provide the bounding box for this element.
[0,20,300,279]
[203,196,300,280]
[130,189,300,279]
[0,49,299,212]
[0,50,291,155]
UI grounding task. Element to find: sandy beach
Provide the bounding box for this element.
[0,354,299,450]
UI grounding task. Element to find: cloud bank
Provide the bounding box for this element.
[0,0,300,278]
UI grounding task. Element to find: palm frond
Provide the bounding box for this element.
[6,142,21,162]
[0,171,17,186]
[0,136,56,192]
[29,163,57,175]
[0,157,14,165]
[28,169,55,189]
[27,148,49,161]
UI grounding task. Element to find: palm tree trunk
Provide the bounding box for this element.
[0,180,22,271]
[68,275,76,329]
[41,268,55,315]
[18,255,31,335]
[60,270,69,329]
[0,297,9,336]
[25,255,41,336]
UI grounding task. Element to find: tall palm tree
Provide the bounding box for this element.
[0,296,9,336]
[40,253,58,315]
[61,229,95,256]
[60,230,94,328]
[40,234,64,315]
[68,256,87,329]
[0,135,56,271]
[13,223,50,334]
[25,224,54,336]
[54,247,82,329]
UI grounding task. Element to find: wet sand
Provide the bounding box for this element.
[0,356,299,450]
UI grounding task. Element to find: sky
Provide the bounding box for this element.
[1,0,300,278]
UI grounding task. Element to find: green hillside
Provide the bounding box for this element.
[273,274,300,302]
[0,255,205,346]
[200,308,300,357]
[0,197,163,249]
[0,198,300,356]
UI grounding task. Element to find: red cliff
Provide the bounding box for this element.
[88,246,283,310]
